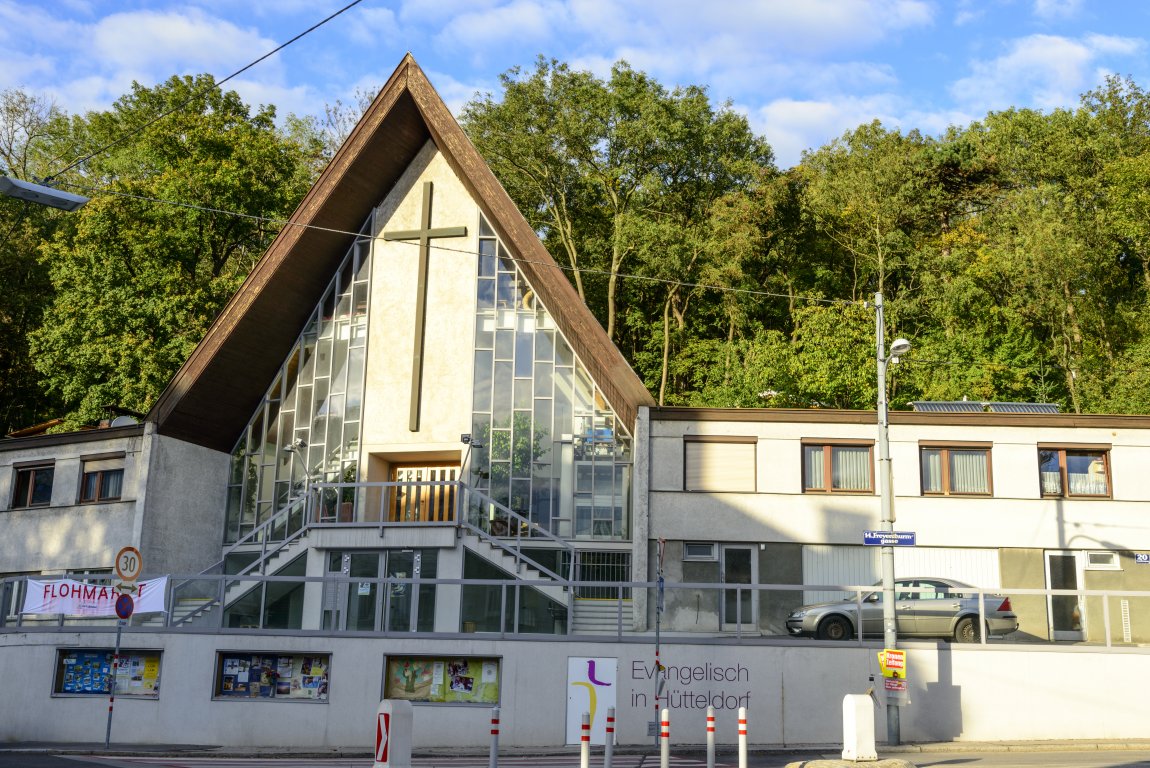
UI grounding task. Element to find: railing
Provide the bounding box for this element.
[5,575,1150,648]
[168,480,578,628]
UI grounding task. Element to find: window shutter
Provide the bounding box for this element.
[685,441,756,492]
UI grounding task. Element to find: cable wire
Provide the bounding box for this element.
[44,0,366,182]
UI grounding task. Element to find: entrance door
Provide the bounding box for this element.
[1045,551,1085,641]
[389,464,459,523]
[322,552,380,631]
[721,546,757,629]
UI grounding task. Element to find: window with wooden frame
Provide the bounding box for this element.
[802,440,873,493]
[920,443,992,496]
[1038,445,1111,498]
[12,463,54,508]
[683,436,756,492]
[80,456,124,503]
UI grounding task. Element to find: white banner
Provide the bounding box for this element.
[21,577,168,616]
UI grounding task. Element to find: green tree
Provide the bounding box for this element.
[462,58,771,344]
[0,89,78,432]
[30,75,322,427]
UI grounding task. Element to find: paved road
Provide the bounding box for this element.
[0,749,1146,768]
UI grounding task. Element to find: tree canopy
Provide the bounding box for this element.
[7,62,1150,432]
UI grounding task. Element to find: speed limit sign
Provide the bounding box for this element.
[115,546,143,582]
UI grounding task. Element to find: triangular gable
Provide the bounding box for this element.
[150,54,653,452]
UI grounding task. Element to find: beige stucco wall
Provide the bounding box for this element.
[648,416,1150,552]
[360,140,476,462]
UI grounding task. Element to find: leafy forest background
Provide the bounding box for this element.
[4,58,1150,434]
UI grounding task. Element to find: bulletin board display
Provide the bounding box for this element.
[214,652,330,701]
[53,649,161,698]
[384,656,500,704]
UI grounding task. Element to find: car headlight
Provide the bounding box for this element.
[788,609,808,619]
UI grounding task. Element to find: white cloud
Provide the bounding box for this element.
[91,10,281,82]
[753,95,903,168]
[950,33,1146,114]
[1033,0,1083,20]
[435,0,559,59]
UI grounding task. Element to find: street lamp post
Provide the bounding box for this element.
[874,291,908,747]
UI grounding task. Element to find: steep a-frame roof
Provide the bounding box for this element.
[150,54,654,452]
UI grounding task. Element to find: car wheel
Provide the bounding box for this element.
[954,616,982,643]
[817,615,852,641]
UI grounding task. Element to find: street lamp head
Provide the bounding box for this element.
[889,338,911,358]
[0,176,89,211]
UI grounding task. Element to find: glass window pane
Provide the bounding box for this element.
[803,445,825,490]
[31,468,54,505]
[1039,450,1062,495]
[950,450,988,494]
[479,238,497,277]
[1067,451,1107,495]
[921,449,942,493]
[102,470,124,500]
[832,446,870,490]
[473,350,493,413]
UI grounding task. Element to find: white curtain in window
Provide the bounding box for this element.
[950,450,988,494]
[832,446,870,490]
[1040,471,1062,495]
[920,449,943,493]
[1068,466,1108,495]
[804,445,824,489]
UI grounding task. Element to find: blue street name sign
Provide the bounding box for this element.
[863,530,917,546]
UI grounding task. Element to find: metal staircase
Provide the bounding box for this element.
[166,481,578,629]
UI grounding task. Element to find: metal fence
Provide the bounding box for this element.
[4,574,1149,648]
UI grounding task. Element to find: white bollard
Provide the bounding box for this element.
[841,694,878,761]
[705,705,716,768]
[580,711,591,768]
[375,699,413,768]
[660,708,670,768]
[489,706,500,768]
[604,706,615,768]
[737,706,747,768]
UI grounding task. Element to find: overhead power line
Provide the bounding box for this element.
[45,0,366,182]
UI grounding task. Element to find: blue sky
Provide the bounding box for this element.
[2,0,1149,167]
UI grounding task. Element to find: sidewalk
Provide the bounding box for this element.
[4,739,1150,758]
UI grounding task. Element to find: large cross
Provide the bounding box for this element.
[383,181,467,432]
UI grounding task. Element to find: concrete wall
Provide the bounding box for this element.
[138,429,230,576]
[0,428,145,574]
[3,629,1148,748]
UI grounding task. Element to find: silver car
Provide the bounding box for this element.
[785,577,1019,643]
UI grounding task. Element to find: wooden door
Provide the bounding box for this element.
[389,463,459,523]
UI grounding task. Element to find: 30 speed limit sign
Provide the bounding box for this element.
[115,546,143,582]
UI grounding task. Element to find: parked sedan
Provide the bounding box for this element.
[786,577,1019,643]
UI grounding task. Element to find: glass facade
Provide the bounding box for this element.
[224,220,372,543]
[469,215,632,540]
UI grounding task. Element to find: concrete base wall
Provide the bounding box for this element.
[3,630,1147,748]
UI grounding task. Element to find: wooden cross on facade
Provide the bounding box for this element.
[383,181,467,431]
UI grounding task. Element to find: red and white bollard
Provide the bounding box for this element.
[660,708,670,768]
[737,706,748,768]
[604,706,615,768]
[580,712,591,768]
[706,705,716,768]
[489,706,500,768]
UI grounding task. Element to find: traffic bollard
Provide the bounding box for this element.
[604,706,615,768]
[660,707,670,768]
[489,706,499,768]
[706,705,716,768]
[580,711,590,768]
[738,706,748,768]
